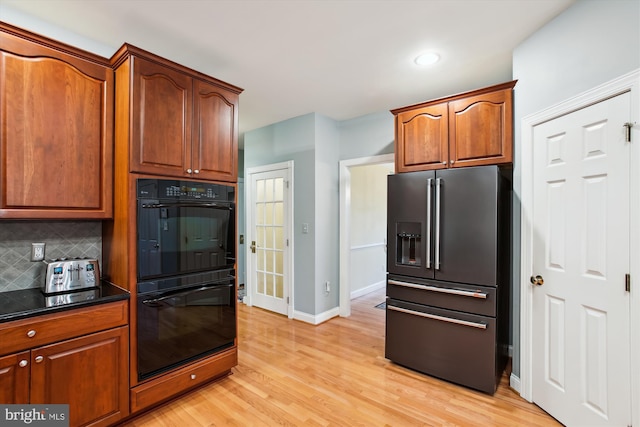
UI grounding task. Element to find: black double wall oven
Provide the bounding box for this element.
[136,179,236,381]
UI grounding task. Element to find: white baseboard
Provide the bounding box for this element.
[350,280,385,300]
[293,307,340,325]
[510,373,521,394]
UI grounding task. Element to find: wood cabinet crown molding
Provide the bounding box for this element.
[390,80,517,115]
[110,43,243,95]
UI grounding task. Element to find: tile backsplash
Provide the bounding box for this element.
[0,221,102,292]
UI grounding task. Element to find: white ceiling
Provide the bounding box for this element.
[1,0,575,146]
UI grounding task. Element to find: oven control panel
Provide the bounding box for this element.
[137,178,235,202]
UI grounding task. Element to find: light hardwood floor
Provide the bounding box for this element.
[122,288,561,426]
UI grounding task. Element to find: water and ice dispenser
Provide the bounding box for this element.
[395,222,421,267]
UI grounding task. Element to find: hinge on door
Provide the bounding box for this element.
[286,238,289,247]
[286,180,290,189]
[287,297,289,304]
[625,273,631,292]
[623,122,634,142]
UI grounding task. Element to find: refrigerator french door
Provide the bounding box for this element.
[385,165,511,394]
[387,166,504,285]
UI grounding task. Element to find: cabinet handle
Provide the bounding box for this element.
[34,356,44,363]
[27,330,36,338]
[450,160,454,164]
[187,168,193,174]
[194,169,200,174]
[442,161,447,165]
[19,360,28,368]
[190,374,196,380]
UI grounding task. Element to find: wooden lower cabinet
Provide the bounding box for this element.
[0,301,129,426]
[0,351,30,404]
[0,327,129,427]
[130,347,237,414]
[33,326,129,426]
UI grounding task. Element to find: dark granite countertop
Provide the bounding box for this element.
[0,281,129,323]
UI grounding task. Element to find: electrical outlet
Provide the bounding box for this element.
[31,243,46,262]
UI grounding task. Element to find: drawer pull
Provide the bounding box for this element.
[34,356,44,363]
[191,374,197,380]
[27,330,36,338]
[19,360,28,368]
[388,279,487,299]
[388,305,487,330]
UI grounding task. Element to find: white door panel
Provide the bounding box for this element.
[532,92,631,426]
[247,164,292,316]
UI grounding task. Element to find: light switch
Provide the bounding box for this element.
[302,223,309,234]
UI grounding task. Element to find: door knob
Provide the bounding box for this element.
[250,241,256,253]
[530,275,544,286]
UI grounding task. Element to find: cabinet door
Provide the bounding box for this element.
[448,88,513,168]
[192,80,238,182]
[0,28,113,219]
[30,327,129,427]
[395,103,448,172]
[131,57,192,178]
[0,351,30,403]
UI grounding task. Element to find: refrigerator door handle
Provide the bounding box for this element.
[434,177,442,270]
[388,279,488,299]
[388,305,487,330]
[426,178,432,269]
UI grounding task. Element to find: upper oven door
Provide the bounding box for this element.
[137,200,235,280]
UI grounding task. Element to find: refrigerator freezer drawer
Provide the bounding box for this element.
[385,298,499,394]
[387,276,497,317]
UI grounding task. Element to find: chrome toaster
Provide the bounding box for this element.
[43,258,100,294]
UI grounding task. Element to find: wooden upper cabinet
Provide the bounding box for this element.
[131,56,193,177]
[0,22,113,219]
[392,80,516,172]
[395,103,449,172]
[448,87,513,168]
[113,44,242,182]
[193,80,238,181]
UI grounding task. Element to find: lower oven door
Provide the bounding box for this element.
[385,298,498,394]
[137,280,236,381]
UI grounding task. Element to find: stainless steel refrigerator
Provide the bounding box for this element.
[385,165,511,394]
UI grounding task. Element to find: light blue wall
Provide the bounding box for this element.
[314,114,341,314]
[511,0,640,377]
[244,114,317,315]
[338,111,395,161]
[244,110,394,317]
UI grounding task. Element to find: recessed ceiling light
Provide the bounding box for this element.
[414,52,440,66]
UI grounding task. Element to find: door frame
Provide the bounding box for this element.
[339,153,394,317]
[519,69,639,425]
[244,161,294,318]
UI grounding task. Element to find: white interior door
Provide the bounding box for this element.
[531,92,631,426]
[246,163,292,316]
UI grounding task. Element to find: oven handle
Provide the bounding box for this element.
[141,202,233,210]
[388,279,487,299]
[388,305,487,330]
[141,283,234,305]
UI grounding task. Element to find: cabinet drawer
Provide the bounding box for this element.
[387,276,496,317]
[0,301,128,356]
[130,347,237,413]
[385,299,498,394]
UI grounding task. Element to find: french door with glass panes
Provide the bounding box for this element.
[247,163,292,316]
